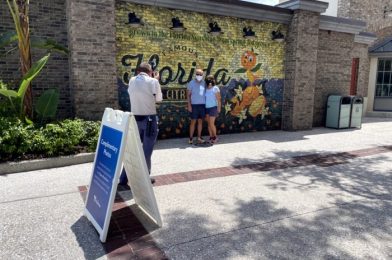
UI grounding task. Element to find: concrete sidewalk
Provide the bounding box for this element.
[0,117,391,259]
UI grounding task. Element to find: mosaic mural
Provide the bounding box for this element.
[116,2,286,139]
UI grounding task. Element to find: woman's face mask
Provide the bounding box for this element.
[206,79,214,86]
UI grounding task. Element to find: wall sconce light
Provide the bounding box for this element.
[170,17,186,31]
[243,27,256,39]
[208,22,223,36]
[271,30,285,42]
[127,12,142,27]
[384,6,392,18]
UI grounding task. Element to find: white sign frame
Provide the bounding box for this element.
[123,114,163,227]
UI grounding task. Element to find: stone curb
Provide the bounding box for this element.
[0,153,95,175]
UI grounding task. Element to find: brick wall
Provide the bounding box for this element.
[67,0,118,119]
[338,0,392,34]
[337,0,351,18]
[313,30,354,126]
[1,0,370,134]
[283,10,320,130]
[0,0,71,118]
[374,26,392,44]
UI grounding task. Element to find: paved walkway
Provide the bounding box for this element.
[1,117,392,259]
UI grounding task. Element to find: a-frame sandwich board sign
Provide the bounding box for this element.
[84,108,130,242]
[84,108,162,242]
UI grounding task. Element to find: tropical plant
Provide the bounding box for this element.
[0,0,68,120]
[34,88,59,123]
[5,0,33,118]
[0,54,50,120]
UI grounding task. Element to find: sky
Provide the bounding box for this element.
[241,0,338,16]
[242,0,279,5]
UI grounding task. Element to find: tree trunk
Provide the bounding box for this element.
[18,0,33,118]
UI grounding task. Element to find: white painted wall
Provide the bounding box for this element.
[366,58,378,113]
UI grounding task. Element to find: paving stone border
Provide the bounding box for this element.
[0,153,95,175]
[153,145,392,187]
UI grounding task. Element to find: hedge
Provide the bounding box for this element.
[0,117,100,162]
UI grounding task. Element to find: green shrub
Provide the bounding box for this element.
[0,117,100,161]
[0,117,32,160]
[80,120,101,152]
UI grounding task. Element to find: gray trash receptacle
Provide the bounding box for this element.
[350,96,363,128]
[325,95,351,129]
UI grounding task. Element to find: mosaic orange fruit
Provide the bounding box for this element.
[230,105,243,116]
[249,95,266,117]
[242,86,260,106]
[241,50,257,70]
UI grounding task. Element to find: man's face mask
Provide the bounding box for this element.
[195,73,203,81]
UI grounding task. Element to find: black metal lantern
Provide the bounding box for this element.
[170,17,186,31]
[243,26,256,39]
[127,12,142,27]
[271,30,285,42]
[208,22,223,35]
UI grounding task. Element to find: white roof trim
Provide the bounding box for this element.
[319,16,366,34]
[369,52,392,57]
[354,34,377,45]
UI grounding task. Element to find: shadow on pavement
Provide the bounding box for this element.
[159,194,391,259]
[155,149,392,258]
[72,189,166,259]
[251,153,392,201]
[71,216,106,260]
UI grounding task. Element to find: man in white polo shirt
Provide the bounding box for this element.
[119,62,162,186]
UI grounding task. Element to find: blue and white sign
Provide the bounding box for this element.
[84,108,162,243]
[85,125,122,229]
[85,108,130,242]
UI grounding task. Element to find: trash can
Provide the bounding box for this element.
[350,96,363,128]
[325,95,352,129]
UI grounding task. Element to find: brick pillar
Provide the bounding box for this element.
[66,0,117,119]
[278,0,327,131]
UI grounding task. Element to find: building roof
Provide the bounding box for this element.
[127,0,293,24]
[369,36,392,53]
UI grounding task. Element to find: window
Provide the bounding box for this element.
[375,59,392,97]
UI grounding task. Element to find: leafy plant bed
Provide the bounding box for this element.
[0,117,100,163]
